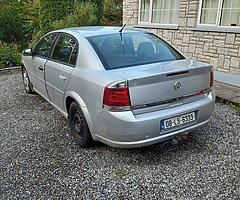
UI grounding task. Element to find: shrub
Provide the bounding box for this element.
[18,0,41,41]
[104,0,123,25]
[0,8,23,43]
[51,2,99,30]
[0,43,22,68]
[39,0,74,32]
[30,29,47,47]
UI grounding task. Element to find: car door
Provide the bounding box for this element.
[28,33,58,99]
[45,33,78,111]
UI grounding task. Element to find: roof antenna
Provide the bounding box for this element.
[119,12,136,33]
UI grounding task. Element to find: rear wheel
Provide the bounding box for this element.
[22,67,34,94]
[68,101,93,148]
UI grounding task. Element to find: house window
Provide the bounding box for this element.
[140,0,150,22]
[221,0,240,26]
[139,0,180,25]
[199,0,240,27]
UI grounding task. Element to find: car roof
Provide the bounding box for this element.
[53,26,147,37]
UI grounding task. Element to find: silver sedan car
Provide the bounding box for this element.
[21,26,215,148]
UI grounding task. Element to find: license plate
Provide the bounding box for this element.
[160,112,196,131]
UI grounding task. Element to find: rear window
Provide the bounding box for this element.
[87,32,184,70]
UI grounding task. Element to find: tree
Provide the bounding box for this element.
[39,0,74,31]
[77,0,104,23]
[18,0,41,40]
[51,2,98,30]
[104,0,123,25]
[0,1,23,42]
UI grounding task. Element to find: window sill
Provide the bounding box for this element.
[135,24,179,30]
[192,26,240,34]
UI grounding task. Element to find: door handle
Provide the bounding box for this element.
[59,74,66,81]
[38,65,43,71]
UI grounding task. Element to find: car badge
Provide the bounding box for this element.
[174,81,182,91]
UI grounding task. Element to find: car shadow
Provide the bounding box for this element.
[86,131,212,167]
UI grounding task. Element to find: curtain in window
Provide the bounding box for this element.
[140,0,150,22]
[220,0,240,26]
[200,0,218,24]
[152,0,180,24]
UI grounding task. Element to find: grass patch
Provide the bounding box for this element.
[115,169,128,178]
[216,97,240,112]
[230,103,240,112]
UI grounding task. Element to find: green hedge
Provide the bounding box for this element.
[0,43,23,68]
[51,2,98,30]
[39,0,74,32]
[0,8,23,43]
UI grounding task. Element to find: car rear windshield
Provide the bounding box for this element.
[87,32,185,70]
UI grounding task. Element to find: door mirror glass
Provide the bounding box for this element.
[23,48,33,56]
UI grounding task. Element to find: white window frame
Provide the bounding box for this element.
[197,0,240,29]
[138,0,180,27]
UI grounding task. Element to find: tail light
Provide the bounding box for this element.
[210,70,214,88]
[198,70,214,95]
[103,81,131,111]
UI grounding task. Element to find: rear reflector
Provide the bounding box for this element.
[210,71,214,88]
[103,84,131,111]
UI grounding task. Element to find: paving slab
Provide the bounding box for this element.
[215,81,240,104]
[230,97,240,104]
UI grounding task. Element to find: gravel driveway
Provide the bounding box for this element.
[0,71,239,199]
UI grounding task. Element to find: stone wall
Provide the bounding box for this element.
[123,0,240,76]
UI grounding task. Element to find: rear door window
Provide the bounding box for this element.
[51,34,78,66]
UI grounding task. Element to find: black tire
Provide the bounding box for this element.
[68,101,93,148]
[22,67,35,94]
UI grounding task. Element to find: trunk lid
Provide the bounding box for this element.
[109,59,212,109]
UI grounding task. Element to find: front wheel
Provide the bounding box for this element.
[68,102,94,148]
[22,67,35,94]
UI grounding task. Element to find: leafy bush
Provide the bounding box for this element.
[30,29,48,47]
[0,8,23,43]
[104,0,123,25]
[39,0,74,32]
[30,2,98,45]
[18,0,41,41]
[51,2,99,30]
[0,43,23,68]
[80,0,104,24]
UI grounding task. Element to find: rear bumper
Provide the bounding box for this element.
[95,119,210,148]
[90,91,215,148]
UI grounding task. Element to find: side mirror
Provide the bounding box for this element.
[23,48,33,56]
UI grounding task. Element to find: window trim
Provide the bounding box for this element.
[197,0,240,29]
[138,0,180,27]
[49,32,79,68]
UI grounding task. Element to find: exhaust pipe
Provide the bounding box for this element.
[171,131,190,144]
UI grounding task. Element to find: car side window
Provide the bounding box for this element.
[34,33,57,58]
[51,34,78,66]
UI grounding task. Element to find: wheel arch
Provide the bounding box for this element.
[65,91,95,136]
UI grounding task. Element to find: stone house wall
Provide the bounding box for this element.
[123,0,240,76]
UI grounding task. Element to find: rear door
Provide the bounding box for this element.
[45,33,78,111]
[28,33,58,99]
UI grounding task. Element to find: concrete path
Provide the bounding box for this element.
[215,81,240,104]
